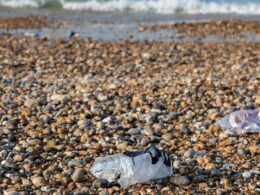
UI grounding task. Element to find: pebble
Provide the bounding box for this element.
[77,119,88,129]
[170,176,191,186]
[180,125,190,134]
[142,52,152,59]
[50,94,67,102]
[142,127,154,136]
[216,188,230,195]
[13,154,23,162]
[161,133,172,141]
[242,171,252,179]
[205,163,216,170]
[93,179,109,188]
[169,111,179,120]
[191,135,198,142]
[31,176,46,187]
[127,128,140,135]
[71,169,87,183]
[68,159,83,168]
[44,140,56,151]
[0,150,8,159]
[173,160,181,169]
[24,99,38,108]
[184,148,195,158]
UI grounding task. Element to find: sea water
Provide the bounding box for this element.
[0,0,259,15]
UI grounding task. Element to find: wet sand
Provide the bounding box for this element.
[0,10,259,194]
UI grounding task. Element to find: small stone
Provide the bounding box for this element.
[242,171,252,179]
[184,148,195,158]
[191,135,198,142]
[127,128,139,135]
[140,136,149,146]
[3,191,19,195]
[205,163,215,170]
[180,125,190,134]
[208,138,218,144]
[170,176,191,186]
[208,112,219,120]
[169,112,179,120]
[102,116,115,124]
[74,187,89,195]
[97,93,107,101]
[27,138,41,146]
[161,133,172,141]
[24,99,38,108]
[44,140,56,151]
[248,145,259,154]
[31,176,46,187]
[173,160,181,169]
[0,150,8,159]
[255,95,260,104]
[68,159,83,168]
[50,94,67,102]
[71,169,87,183]
[77,119,88,129]
[22,178,30,186]
[131,95,139,108]
[216,188,230,195]
[93,179,109,188]
[219,132,229,139]
[142,52,152,59]
[210,168,222,176]
[13,154,23,162]
[142,127,154,136]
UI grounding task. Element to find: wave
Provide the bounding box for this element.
[1,0,260,14]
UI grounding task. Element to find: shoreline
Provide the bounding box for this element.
[0,13,259,42]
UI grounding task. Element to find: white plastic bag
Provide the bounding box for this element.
[216,110,260,134]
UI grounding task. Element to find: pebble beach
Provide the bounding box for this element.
[0,12,259,195]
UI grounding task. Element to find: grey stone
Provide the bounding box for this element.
[184,148,195,158]
[168,111,179,120]
[127,128,140,135]
[92,179,109,188]
[180,125,190,134]
[170,176,191,186]
[71,169,87,183]
[68,159,84,168]
[0,150,8,159]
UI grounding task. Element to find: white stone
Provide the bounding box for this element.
[242,171,252,179]
[50,94,67,102]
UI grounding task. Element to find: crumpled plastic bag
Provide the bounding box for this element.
[90,146,172,187]
[215,109,260,134]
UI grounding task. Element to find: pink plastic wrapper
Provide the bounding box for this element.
[216,110,260,134]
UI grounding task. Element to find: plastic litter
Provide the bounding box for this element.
[215,109,260,134]
[90,146,172,187]
[69,31,79,39]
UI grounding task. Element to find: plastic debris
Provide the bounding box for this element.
[69,31,79,39]
[216,109,260,134]
[90,146,172,187]
[24,32,40,37]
